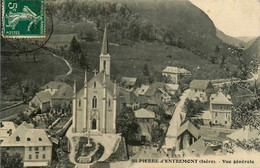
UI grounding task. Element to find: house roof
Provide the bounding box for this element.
[185,138,215,156]
[162,66,190,74]
[190,80,211,90]
[118,87,138,104]
[165,83,179,91]
[52,83,73,99]
[177,121,200,139]
[136,85,150,96]
[48,33,77,44]
[0,121,17,140]
[122,77,137,87]
[0,122,52,147]
[35,91,52,103]
[145,82,165,97]
[227,125,260,142]
[211,92,233,105]
[41,81,69,90]
[134,108,155,119]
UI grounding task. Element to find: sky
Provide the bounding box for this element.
[189,0,260,37]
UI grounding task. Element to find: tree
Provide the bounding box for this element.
[21,80,39,103]
[148,124,164,143]
[116,107,138,142]
[143,63,149,76]
[79,53,86,68]
[1,151,23,168]
[231,102,260,129]
[183,99,204,120]
[69,36,81,53]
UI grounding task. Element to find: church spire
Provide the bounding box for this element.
[101,25,108,55]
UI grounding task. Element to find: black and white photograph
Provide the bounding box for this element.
[1,0,260,167]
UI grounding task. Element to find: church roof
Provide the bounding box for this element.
[101,25,109,55]
[211,92,233,105]
[0,122,52,147]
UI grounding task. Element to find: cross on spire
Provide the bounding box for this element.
[93,69,98,76]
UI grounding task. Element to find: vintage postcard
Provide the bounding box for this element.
[0,0,260,168]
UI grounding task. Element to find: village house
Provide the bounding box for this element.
[177,121,200,151]
[189,80,214,102]
[226,125,260,142]
[29,91,52,112]
[30,81,73,112]
[210,92,233,127]
[121,77,138,89]
[0,122,53,167]
[223,125,260,153]
[164,83,180,96]
[134,108,156,143]
[0,121,17,143]
[118,87,140,110]
[162,66,191,84]
[183,137,215,157]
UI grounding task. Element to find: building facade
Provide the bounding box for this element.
[210,92,233,127]
[189,80,214,102]
[73,26,124,134]
[0,122,52,167]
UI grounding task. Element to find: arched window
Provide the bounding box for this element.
[39,138,42,141]
[92,96,97,108]
[103,61,106,70]
[16,136,20,141]
[92,119,97,130]
[108,98,111,108]
[79,99,81,107]
[94,81,96,88]
[27,137,31,141]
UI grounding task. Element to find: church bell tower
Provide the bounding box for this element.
[99,25,111,77]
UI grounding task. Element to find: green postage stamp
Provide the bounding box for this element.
[2,0,45,38]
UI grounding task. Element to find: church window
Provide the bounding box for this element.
[103,61,106,70]
[92,96,97,108]
[94,82,96,88]
[108,99,111,108]
[16,136,20,141]
[27,137,31,141]
[79,99,81,107]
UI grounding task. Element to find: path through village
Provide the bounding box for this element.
[163,89,190,150]
[49,52,73,76]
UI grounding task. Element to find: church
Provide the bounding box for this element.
[72,26,124,134]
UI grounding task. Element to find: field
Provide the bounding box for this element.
[0,104,28,120]
[1,49,69,100]
[81,40,231,80]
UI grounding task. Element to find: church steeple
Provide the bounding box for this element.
[101,25,109,55]
[99,25,111,77]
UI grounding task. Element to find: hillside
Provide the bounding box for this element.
[122,0,223,55]
[216,29,244,47]
[243,36,260,60]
